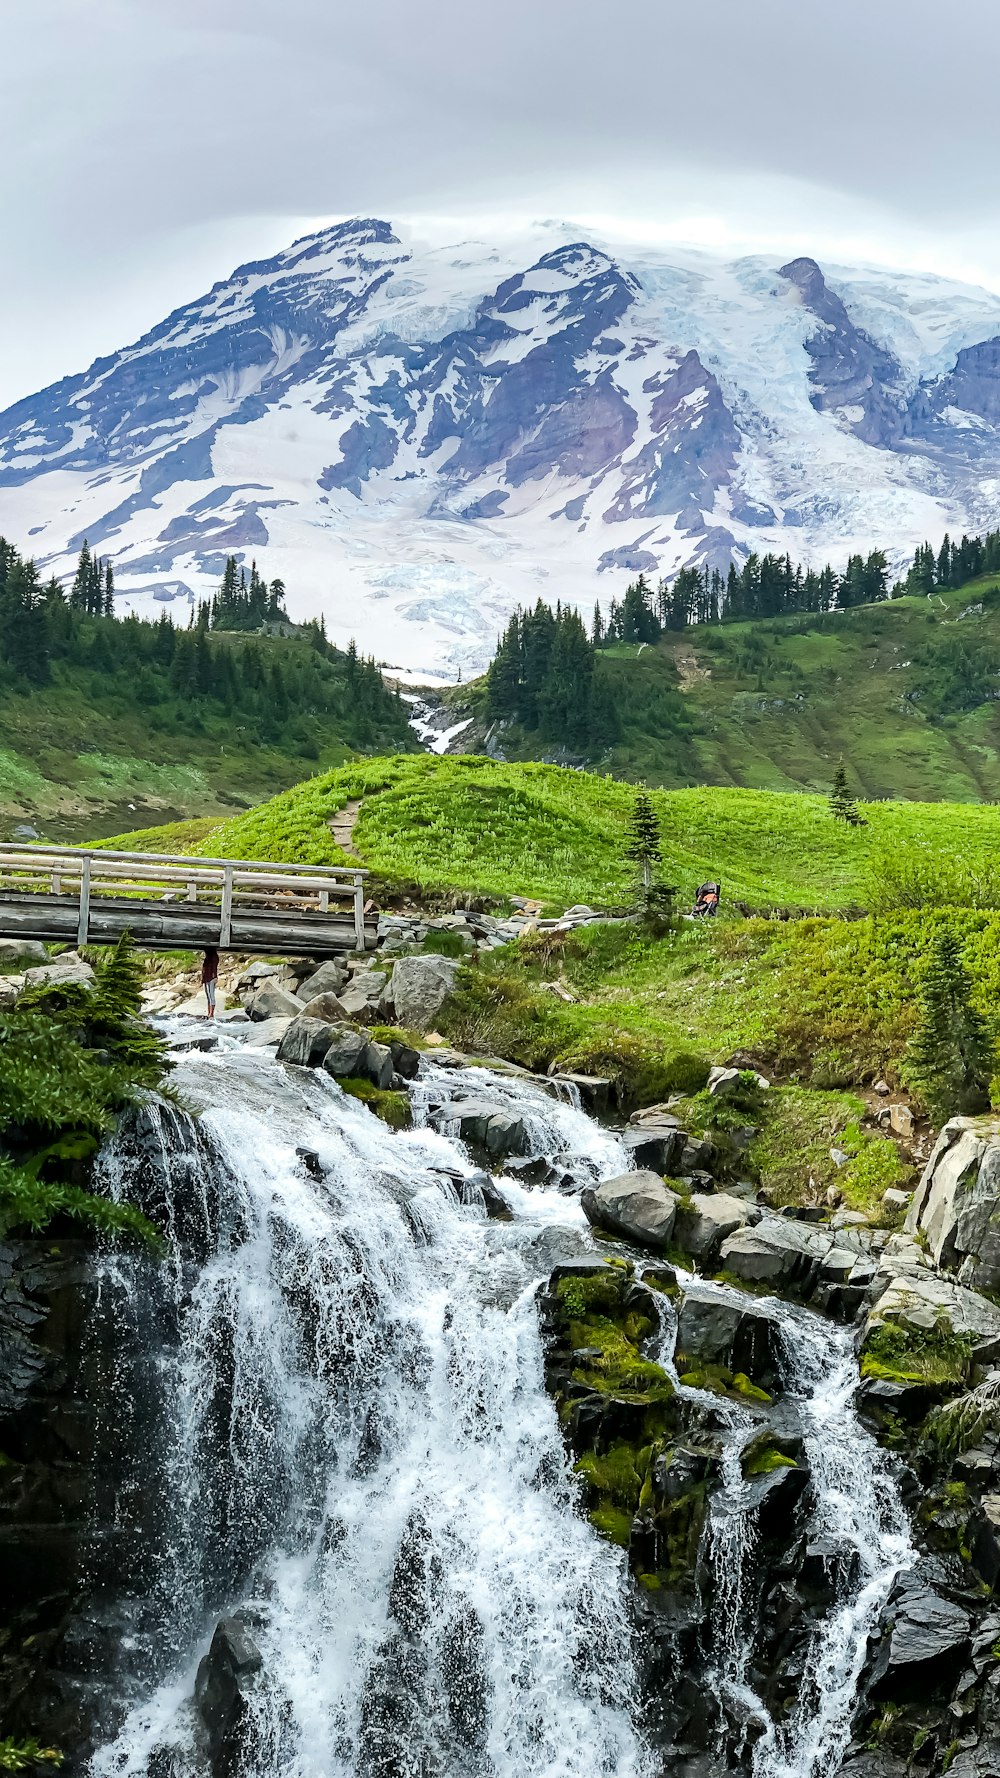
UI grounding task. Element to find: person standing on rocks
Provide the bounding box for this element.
[201,947,219,1018]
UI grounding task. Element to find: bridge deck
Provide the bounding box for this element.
[0,844,375,957]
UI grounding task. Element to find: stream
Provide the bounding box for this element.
[83,1033,913,1778]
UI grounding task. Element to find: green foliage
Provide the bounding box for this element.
[0,1741,62,1772]
[923,1376,1000,1459]
[742,1437,797,1478]
[0,935,166,1240]
[0,533,414,835]
[861,1316,971,1388]
[905,925,994,1120]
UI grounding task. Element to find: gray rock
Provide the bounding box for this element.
[299,990,348,1023]
[553,1072,613,1114]
[676,1286,782,1386]
[321,1025,371,1079]
[905,1115,1000,1291]
[867,1269,1000,1359]
[339,969,392,1023]
[622,1122,685,1173]
[708,1064,769,1096]
[674,1192,749,1261]
[719,1217,827,1289]
[882,1188,912,1212]
[439,1098,529,1158]
[888,1103,915,1139]
[194,1615,265,1773]
[248,980,304,1022]
[297,960,349,1001]
[239,1016,293,1048]
[385,1038,420,1081]
[581,1171,680,1249]
[276,1017,338,1067]
[363,1041,394,1091]
[869,1575,970,1697]
[971,1494,1000,1591]
[0,938,48,967]
[390,955,461,1031]
[22,952,97,991]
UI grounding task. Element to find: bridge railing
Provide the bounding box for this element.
[0,844,370,950]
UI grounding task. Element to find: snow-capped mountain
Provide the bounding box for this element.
[3,216,1000,674]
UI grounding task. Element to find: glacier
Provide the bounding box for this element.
[2,214,1000,674]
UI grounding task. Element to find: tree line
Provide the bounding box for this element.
[0,537,410,751]
[485,602,620,749]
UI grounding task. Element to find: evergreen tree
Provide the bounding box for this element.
[829,762,865,826]
[69,541,92,611]
[624,791,661,891]
[103,561,115,618]
[906,928,994,1121]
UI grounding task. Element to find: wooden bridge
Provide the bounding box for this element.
[0,844,376,957]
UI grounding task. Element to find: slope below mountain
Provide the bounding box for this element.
[4,218,1000,675]
[447,578,1000,800]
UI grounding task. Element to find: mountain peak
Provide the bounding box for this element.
[2,224,1000,675]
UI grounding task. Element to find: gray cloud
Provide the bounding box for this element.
[4,0,1000,404]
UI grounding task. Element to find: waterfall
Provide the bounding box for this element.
[88,1040,645,1778]
[84,1033,914,1778]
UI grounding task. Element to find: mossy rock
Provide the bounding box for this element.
[676,1358,772,1405]
[588,1505,632,1547]
[861,1314,971,1390]
[339,1078,413,1130]
[742,1434,798,1479]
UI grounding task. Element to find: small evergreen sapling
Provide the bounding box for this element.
[625,792,661,890]
[829,762,866,826]
[624,792,678,930]
[906,926,994,1122]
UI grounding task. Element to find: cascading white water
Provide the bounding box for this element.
[85,1030,914,1778]
[670,1277,914,1778]
[751,1309,913,1778]
[88,1038,646,1778]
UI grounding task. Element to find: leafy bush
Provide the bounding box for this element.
[0,935,166,1240]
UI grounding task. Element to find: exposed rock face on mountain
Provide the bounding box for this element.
[779,256,907,447]
[3,218,1000,672]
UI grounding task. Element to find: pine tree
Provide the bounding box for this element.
[624,791,661,891]
[69,541,92,611]
[829,762,865,826]
[906,928,994,1121]
[103,561,115,618]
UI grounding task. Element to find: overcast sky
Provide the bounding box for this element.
[4,0,1000,407]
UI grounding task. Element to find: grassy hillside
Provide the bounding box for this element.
[102,752,1000,916]
[0,630,415,842]
[474,578,1000,799]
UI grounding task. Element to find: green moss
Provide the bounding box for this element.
[588,1506,632,1547]
[861,1315,971,1388]
[575,1442,645,1507]
[676,1358,772,1404]
[742,1436,797,1478]
[338,1079,413,1130]
[569,1316,674,1403]
[367,1024,428,1050]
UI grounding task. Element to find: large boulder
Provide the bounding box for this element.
[276,1017,338,1067]
[867,1575,970,1700]
[299,991,348,1023]
[0,938,48,968]
[297,959,349,1001]
[434,1098,529,1159]
[677,1286,783,1390]
[321,1025,371,1079]
[22,951,96,992]
[194,1614,265,1775]
[553,1072,613,1114]
[240,1016,294,1048]
[390,955,461,1031]
[581,1171,680,1249]
[339,969,391,1023]
[673,1192,750,1263]
[622,1121,685,1173]
[247,980,304,1022]
[718,1218,826,1290]
[867,1268,1000,1361]
[905,1115,1000,1290]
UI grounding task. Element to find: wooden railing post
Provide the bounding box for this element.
[220,864,234,949]
[77,858,92,949]
[353,874,366,950]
